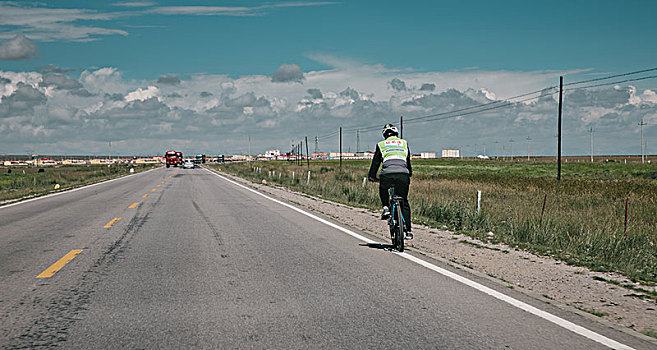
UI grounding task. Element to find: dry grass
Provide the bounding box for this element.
[0,164,158,202]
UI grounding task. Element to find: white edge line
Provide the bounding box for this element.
[205,168,634,350]
[0,167,162,210]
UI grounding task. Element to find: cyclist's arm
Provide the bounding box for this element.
[368,144,382,181]
[406,145,412,177]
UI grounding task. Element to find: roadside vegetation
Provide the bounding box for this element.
[207,158,657,283]
[0,164,158,203]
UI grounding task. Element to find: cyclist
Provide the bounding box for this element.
[368,123,413,239]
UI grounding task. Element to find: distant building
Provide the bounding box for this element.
[134,158,160,164]
[421,152,436,159]
[3,160,28,166]
[329,152,355,158]
[312,151,328,160]
[228,155,248,161]
[62,159,87,165]
[264,149,281,159]
[442,149,460,158]
[357,151,375,159]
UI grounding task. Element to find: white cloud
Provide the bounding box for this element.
[149,6,252,16]
[113,2,156,7]
[639,89,657,104]
[0,34,38,60]
[271,63,305,83]
[0,3,127,42]
[1,63,655,156]
[125,85,160,102]
[150,2,337,16]
[79,67,127,94]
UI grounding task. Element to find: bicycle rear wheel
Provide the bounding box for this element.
[395,200,404,252]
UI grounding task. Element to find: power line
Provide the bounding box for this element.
[562,67,657,87]
[311,68,657,146]
[341,85,558,134]
[564,74,657,92]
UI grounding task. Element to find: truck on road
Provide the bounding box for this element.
[165,151,183,167]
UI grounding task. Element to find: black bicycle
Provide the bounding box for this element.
[387,185,405,252]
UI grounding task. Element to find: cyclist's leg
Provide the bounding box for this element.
[379,174,392,209]
[392,173,412,232]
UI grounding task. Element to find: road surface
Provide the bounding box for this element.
[0,167,653,349]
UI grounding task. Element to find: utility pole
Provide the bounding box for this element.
[557,76,563,181]
[248,135,251,161]
[356,129,360,154]
[108,139,112,162]
[526,136,531,161]
[589,127,594,163]
[314,136,318,153]
[305,136,309,168]
[639,119,647,164]
[493,141,499,158]
[339,127,342,170]
[509,138,514,161]
[400,115,404,139]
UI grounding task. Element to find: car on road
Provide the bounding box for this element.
[182,159,195,169]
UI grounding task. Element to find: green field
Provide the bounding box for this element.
[208,159,657,283]
[0,164,159,203]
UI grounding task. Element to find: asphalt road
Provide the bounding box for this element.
[0,166,653,349]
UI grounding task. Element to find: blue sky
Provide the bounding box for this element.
[4,0,656,78]
[0,1,656,156]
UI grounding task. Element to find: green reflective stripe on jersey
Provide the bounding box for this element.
[378,137,408,161]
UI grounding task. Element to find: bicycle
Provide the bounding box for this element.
[387,185,405,252]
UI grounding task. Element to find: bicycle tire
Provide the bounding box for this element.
[389,202,396,246]
[395,200,404,252]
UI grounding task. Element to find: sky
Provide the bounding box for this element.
[0,0,656,156]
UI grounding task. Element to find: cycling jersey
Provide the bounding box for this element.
[368,136,412,178]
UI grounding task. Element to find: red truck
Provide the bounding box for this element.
[175,151,183,166]
[165,151,177,167]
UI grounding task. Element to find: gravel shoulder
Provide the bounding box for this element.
[215,168,657,344]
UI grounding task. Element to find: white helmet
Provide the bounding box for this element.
[382,123,398,138]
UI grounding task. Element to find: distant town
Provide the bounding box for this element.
[1,149,454,167]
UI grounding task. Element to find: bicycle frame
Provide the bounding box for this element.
[387,186,404,252]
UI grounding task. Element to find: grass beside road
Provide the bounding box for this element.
[0,164,159,203]
[207,159,657,283]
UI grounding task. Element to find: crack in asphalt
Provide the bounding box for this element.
[5,211,151,349]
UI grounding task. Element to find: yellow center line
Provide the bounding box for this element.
[151,188,157,192]
[161,181,165,184]
[128,202,140,209]
[103,217,121,228]
[36,249,84,278]
[142,194,149,198]
[156,185,161,187]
